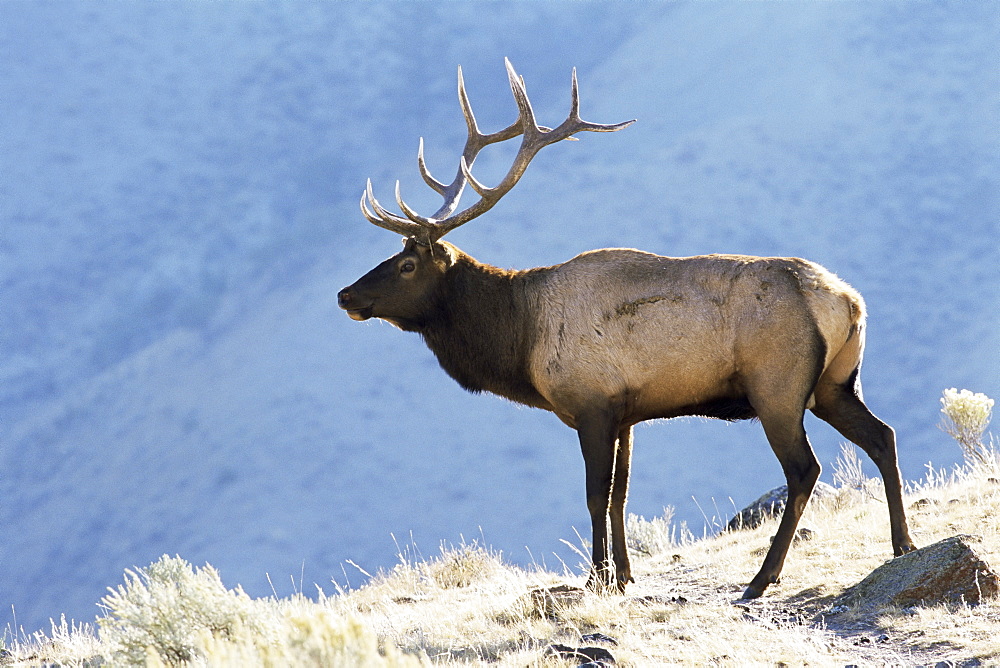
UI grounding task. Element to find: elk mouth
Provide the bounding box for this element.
[345,306,374,321]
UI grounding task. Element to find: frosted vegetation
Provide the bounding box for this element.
[1,1,997,635]
[940,389,996,470]
[3,390,997,665]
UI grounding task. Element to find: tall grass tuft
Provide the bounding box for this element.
[832,442,883,502]
[626,507,691,556]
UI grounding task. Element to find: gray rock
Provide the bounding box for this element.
[545,643,616,665]
[727,481,836,531]
[526,584,586,619]
[839,535,1000,610]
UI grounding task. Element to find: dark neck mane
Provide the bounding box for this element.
[418,254,551,410]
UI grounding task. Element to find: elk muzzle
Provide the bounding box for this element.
[337,287,373,321]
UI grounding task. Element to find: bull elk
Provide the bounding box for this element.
[338,59,915,598]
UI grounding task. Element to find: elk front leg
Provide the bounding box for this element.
[608,425,634,592]
[577,411,620,592]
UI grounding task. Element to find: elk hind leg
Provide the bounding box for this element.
[744,403,820,599]
[812,371,915,555]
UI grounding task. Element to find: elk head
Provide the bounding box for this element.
[338,59,634,327]
[338,238,455,331]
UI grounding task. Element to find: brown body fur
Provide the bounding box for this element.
[340,238,915,598]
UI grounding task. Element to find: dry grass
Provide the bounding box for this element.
[5,393,998,666]
[6,467,1000,666]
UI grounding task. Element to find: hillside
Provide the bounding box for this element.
[5,439,1000,666]
[2,1,998,635]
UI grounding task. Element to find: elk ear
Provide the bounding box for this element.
[428,240,459,268]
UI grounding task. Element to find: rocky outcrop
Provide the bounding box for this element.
[727,481,837,531]
[838,535,1000,610]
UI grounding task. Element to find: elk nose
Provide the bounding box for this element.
[337,288,353,309]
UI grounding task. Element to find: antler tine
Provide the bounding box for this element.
[504,58,542,143]
[547,67,636,140]
[420,65,493,223]
[413,65,488,203]
[456,65,481,141]
[417,138,447,196]
[569,68,582,123]
[459,64,527,147]
[361,179,425,238]
[459,155,490,198]
[394,180,436,228]
[361,189,398,232]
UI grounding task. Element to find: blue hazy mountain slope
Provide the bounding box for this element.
[1,2,997,633]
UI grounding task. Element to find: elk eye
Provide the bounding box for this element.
[400,260,416,274]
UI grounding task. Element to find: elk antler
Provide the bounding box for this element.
[361,58,635,245]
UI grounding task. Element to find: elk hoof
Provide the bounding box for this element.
[586,571,619,594]
[742,575,778,599]
[613,570,634,594]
